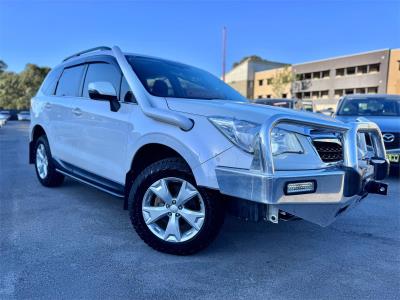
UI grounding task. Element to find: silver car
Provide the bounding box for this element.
[17,111,31,121]
[29,46,390,255]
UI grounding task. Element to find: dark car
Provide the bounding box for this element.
[335,94,400,172]
[254,98,303,110]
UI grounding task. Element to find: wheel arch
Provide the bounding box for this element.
[124,140,205,209]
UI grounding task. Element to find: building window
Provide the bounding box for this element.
[258,79,263,86]
[296,92,302,99]
[312,72,321,79]
[336,68,345,77]
[266,78,272,85]
[355,88,366,94]
[304,73,312,80]
[346,67,356,75]
[257,95,263,99]
[322,70,330,78]
[312,91,319,99]
[282,93,287,98]
[345,88,354,95]
[266,95,272,98]
[367,86,378,94]
[369,63,380,73]
[296,74,303,81]
[334,89,343,98]
[321,90,329,99]
[304,92,311,99]
[357,65,368,74]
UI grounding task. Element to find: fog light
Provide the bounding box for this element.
[284,181,316,195]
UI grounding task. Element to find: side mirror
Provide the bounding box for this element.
[88,82,120,112]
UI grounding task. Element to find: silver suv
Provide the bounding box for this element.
[29,46,389,255]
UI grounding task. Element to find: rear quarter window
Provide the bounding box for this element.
[41,67,62,96]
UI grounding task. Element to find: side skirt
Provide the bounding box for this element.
[53,159,125,198]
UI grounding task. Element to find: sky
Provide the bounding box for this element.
[1,0,399,76]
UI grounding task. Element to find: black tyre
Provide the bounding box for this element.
[34,135,64,187]
[129,158,224,255]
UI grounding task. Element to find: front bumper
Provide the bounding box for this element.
[215,114,389,227]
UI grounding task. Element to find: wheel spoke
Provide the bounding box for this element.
[180,208,205,231]
[149,179,173,205]
[38,148,45,160]
[164,213,181,242]
[142,206,169,225]
[176,181,198,206]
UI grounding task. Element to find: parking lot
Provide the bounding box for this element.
[1,121,399,299]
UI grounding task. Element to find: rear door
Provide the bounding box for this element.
[74,59,137,183]
[51,64,86,164]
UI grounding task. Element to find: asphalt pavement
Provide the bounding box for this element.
[1,121,399,299]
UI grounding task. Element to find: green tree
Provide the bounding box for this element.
[0,71,22,109]
[0,62,50,110]
[17,64,50,109]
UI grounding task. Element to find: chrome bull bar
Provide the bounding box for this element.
[257,114,386,175]
[215,114,389,226]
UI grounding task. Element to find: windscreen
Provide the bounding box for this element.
[337,98,400,116]
[127,55,246,101]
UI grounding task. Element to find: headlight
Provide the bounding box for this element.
[209,117,260,153]
[271,128,304,156]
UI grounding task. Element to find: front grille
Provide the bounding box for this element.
[382,132,400,150]
[313,140,343,163]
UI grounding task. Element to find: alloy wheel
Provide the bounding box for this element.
[36,143,48,179]
[142,177,205,243]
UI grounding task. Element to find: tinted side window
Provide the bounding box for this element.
[82,63,121,99]
[55,65,85,97]
[120,77,136,103]
[41,67,62,95]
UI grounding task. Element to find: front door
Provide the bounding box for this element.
[74,62,136,184]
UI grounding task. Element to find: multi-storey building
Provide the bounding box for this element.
[224,57,287,98]
[292,49,399,110]
[250,49,400,110]
[253,66,292,99]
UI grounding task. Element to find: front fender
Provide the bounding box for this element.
[125,114,236,187]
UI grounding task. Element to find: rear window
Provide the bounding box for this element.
[337,98,400,116]
[55,65,85,97]
[41,67,62,95]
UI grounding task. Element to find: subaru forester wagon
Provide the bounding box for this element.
[30,46,389,255]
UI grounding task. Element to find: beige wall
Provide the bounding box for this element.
[387,49,400,94]
[253,67,292,99]
[227,80,249,97]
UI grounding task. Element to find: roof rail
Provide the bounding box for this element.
[63,46,112,62]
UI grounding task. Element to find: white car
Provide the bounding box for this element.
[0,114,7,127]
[0,110,11,120]
[17,111,31,121]
[29,46,389,255]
